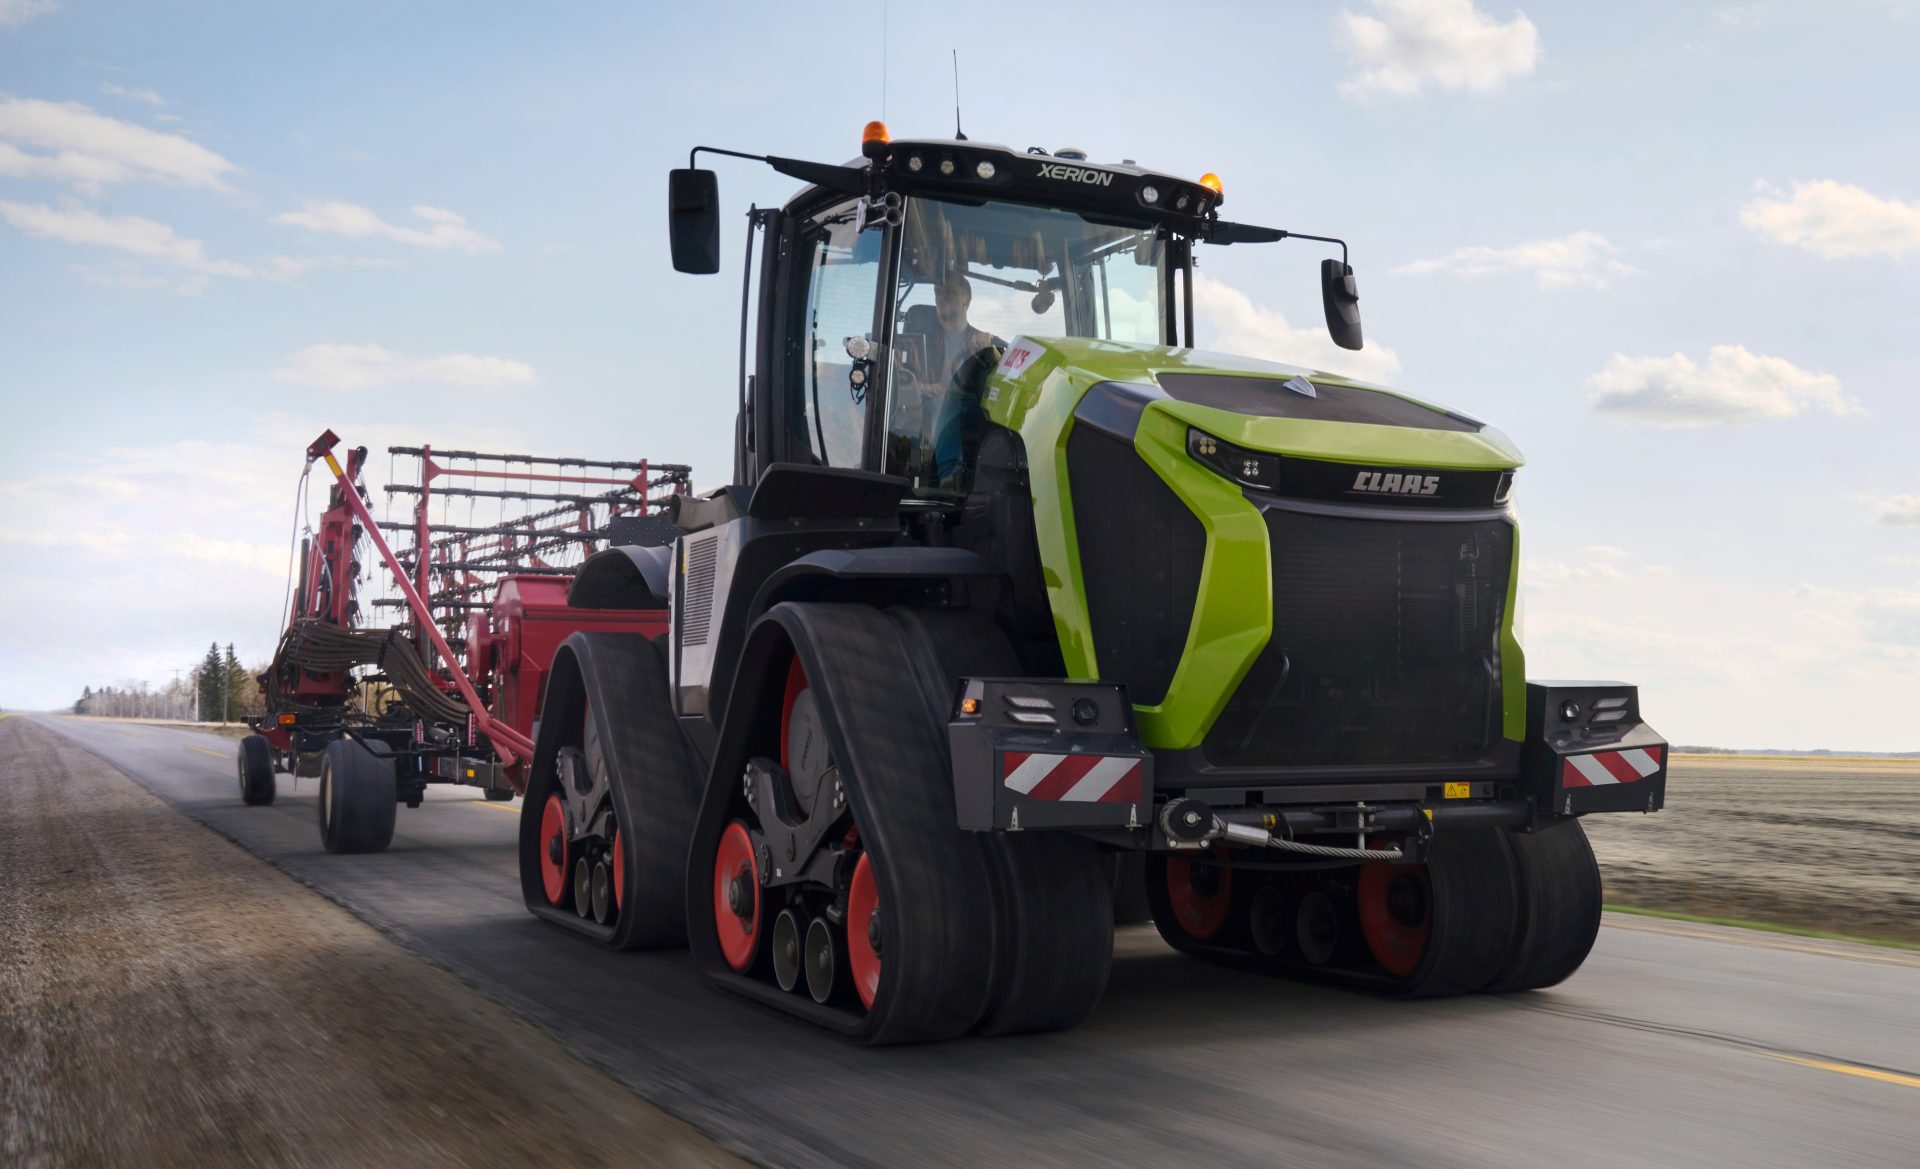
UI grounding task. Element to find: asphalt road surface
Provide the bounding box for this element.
[32,715,1920,1169]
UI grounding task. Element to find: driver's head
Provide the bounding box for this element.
[935,271,972,332]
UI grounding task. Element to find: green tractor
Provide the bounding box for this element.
[517,123,1668,1044]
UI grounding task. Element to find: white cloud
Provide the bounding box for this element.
[1191,274,1403,383]
[272,343,537,391]
[1587,344,1862,427]
[0,200,249,276]
[1394,230,1637,290]
[0,0,58,28]
[1741,180,1920,259]
[0,97,237,191]
[2,200,405,292]
[276,200,501,253]
[1336,0,1540,97]
[1878,495,1920,527]
[100,82,165,106]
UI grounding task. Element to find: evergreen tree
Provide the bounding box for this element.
[223,644,249,721]
[198,642,222,721]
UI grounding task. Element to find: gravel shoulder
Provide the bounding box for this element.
[0,713,745,1169]
[1584,753,1920,946]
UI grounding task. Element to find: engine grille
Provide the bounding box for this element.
[1204,507,1513,768]
[1067,423,1205,706]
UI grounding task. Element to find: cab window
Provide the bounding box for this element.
[789,205,881,468]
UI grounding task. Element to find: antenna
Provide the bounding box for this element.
[882,1,888,121]
[952,49,967,141]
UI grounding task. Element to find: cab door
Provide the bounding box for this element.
[756,197,892,478]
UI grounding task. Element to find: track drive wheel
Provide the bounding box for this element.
[538,792,569,907]
[237,734,277,806]
[317,738,397,854]
[1484,817,1603,993]
[1147,847,1244,954]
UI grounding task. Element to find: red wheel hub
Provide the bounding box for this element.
[611,826,624,911]
[1165,851,1233,940]
[846,851,882,1009]
[713,820,761,972]
[1358,859,1431,977]
[539,792,568,907]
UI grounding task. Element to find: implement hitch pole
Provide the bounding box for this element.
[307,429,538,766]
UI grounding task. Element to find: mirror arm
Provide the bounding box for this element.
[1205,220,1349,267]
[689,146,870,197]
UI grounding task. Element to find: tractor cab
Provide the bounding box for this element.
[669,124,1362,494]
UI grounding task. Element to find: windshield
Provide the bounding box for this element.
[883,196,1167,495]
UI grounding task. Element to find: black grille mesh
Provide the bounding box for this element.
[1204,509,1512,767]
[1067,424,1204,706]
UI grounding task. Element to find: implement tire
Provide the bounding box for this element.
[1484,817,1603,994]
[318,738,396,854]
[237,734,276,806]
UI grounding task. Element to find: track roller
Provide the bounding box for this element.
[1146,847,1244,954]
[317,738,396,854]
[237,734,276,806]
[518,634,699,950]
[1484,817,1603,993]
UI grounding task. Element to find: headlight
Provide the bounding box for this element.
[1187,428,1278,491]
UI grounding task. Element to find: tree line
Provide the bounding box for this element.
[71,642,267,722]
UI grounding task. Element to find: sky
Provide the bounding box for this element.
[1,0,1916,749]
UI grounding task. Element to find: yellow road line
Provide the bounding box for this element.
[1769,1053,1920,1089]
[474,801,520,814]
[187,746,228,758]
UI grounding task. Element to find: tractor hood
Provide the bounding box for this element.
[979,335,1527,754]
[981,335,1524,473]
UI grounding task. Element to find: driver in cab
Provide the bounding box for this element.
[897,270,998,485]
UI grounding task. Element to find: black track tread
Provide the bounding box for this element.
[1485,817,1603,994]
[518,634,698,950]
[976,835,1112,1035]
[318,738,395,854]
[791,604,997,1044]
[884,607,1113,1037]
[684,604,999,1044]
[238,734,276,806]
[1401,826,1518,998]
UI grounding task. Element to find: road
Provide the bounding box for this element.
[31,714,1920,1169]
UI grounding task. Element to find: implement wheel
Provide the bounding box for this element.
[317,738,396,854]
[1485,817,1603,993]
[237,734,276,807]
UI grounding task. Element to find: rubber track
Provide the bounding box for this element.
[518,633,700,950]
[887,608,1112,1036]
[1399,826,1519,998]
[1485,817,1602,993]
[687,602,999,1044]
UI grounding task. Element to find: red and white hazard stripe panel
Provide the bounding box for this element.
[1001,752,1144,804]
[1561,746,1665,788]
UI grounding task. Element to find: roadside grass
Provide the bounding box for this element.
[1605,903,1920,952]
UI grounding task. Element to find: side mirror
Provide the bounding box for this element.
[669,168,721,275]
[1321,258,1363,351]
